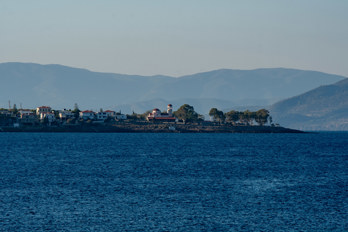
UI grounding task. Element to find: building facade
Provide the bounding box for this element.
[79,110,95,120]
[147,104,176,122]
[36,106,52,115]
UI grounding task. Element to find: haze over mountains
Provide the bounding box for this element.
[271,78,348,131]
[1,62,347,130]
[1,62,344,108]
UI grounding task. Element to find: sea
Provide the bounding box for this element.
[0,132,347,231]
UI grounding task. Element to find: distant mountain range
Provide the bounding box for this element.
[270,78,348,131]
[1,62,347,130]
[1,62,344,111]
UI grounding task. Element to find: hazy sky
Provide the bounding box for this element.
[1,0,348,77]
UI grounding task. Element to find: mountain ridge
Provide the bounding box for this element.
[1,62,346,116]
[270,78,348,130]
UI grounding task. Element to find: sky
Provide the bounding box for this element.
[1,0,348,77]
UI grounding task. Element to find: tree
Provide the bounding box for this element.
[209,108,218,120]
[255,109,270,126]
[126,112,137,121]
[126,111,147,121]
[174,104,199,123]
[209,108,225,123]
[198,114,205,121]
[72,103,80,118]
[225,110,240,125]
[73,103,79,111]
[12,104,18,115]
[140,110,151,120]
[240,110,254,125]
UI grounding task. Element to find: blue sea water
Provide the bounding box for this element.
[0,132,347,231]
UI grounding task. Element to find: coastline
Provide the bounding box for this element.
[0,123,304,133]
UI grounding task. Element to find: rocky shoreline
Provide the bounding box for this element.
[0,122,304,133]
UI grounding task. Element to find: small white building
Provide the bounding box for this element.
[36,106,55,124]
[40,112,56,123]
[105,110,116,117]
[115,113,127,120]
[36,106,51,115]
[96,111,108,121]
[19,110,37,125]
[19,110,33,116]
[59,110,74,120]
[80,110,95,120]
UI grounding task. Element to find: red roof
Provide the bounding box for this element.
[153,108,160,111]
[105,110,115,113]
[38,106,51,109]
[82,110,94,113]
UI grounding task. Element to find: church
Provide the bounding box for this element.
[146,104,176,122]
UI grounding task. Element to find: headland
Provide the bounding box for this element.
[0,122,304,133]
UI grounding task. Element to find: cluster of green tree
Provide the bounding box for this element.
[0,104,19,115]
[126,111,149,121]
[209,108,271,126]
[126,104,271,126]
[173,104,204,123]
[170,104,271,125]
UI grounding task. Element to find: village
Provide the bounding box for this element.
[0,104,178,127]
[0,104,179,128]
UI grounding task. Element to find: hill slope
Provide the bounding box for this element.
[270,78,348,131]
[0,62,345,114]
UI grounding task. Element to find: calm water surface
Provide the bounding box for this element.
[0,132,347,231]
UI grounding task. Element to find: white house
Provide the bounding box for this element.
[79,110,95,120]
[36,106,51,115]
[36,106,55,124]
[39,112,56,125]
[19,110,37,125]
[105,110,116,117]
[19,110,33,116]
[46,113,56,123]
[115,113,127,120]
[59,110,74,120]
[96,111,108,121]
